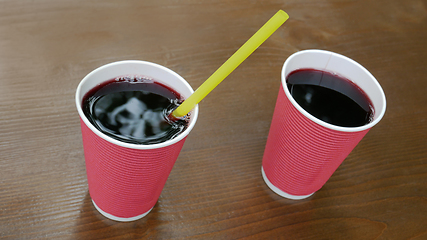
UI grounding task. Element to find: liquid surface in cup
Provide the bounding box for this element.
[286,69,373,127]
[82,76,188,145]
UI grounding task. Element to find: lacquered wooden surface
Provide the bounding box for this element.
[1,0,426,239]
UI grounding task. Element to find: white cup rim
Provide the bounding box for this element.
[281,49,386,132]
[75,60,199,150]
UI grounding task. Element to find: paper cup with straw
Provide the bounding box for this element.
[76,61,199,221]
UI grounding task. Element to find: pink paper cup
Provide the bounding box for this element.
[75,60,198,221]
[262,50,386,200]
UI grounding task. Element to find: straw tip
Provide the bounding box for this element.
[277,10,289,20]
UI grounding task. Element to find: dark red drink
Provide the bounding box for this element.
[82,76,188,145]
[286,69,374,127]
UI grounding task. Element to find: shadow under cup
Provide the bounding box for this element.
[75,60,198,221]
[262,50,386,200]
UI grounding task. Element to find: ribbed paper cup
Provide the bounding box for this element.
[262,50,386,200]
[75,61,198,221]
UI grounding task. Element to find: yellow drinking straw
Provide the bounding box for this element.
[171,10,289,118]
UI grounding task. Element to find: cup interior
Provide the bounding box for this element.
[75,60,199,149]
[281,50,386,132]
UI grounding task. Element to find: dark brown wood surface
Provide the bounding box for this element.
[1,0,426,239]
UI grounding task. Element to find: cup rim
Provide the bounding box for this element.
[75,60,199,150]
[281,49,386,132]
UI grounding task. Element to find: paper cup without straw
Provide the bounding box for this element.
[75,60,198,221]
[262,50,386,200]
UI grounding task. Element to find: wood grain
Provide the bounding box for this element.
[0,0,426,239]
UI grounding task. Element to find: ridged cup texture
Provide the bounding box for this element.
[80,118,186,218]
[262,86,370,196]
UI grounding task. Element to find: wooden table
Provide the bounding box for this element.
[1,0,426,239]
